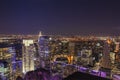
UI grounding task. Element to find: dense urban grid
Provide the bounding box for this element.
[1,0,120,80]
[0,32,120,80]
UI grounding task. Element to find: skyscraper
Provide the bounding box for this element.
[22,40,35,73]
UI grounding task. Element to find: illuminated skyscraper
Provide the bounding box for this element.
[0,38,22,80]
[38,32,50,68]
[115,42,119,52]
[100,41,111,69]
[22,40,35,73]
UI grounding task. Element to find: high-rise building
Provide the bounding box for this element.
[0,38,22,80]
[22,40,35,73]
[38,34,50,68]
[100,41,111,69]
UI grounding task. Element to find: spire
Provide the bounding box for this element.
[38,31,42,37]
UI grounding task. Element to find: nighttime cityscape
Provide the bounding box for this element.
[0,0,120,80]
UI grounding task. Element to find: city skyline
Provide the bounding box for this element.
[0,0,120,35]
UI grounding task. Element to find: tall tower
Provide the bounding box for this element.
[69,42,75,64]
[38,31,42,38]
[22,40,35,73]
[115,42,119,52]
[100,41,111,69]
[38,32,50,68]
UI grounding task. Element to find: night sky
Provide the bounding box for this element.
[0,0,120,35]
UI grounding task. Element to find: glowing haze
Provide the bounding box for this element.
[0,0,120,35]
